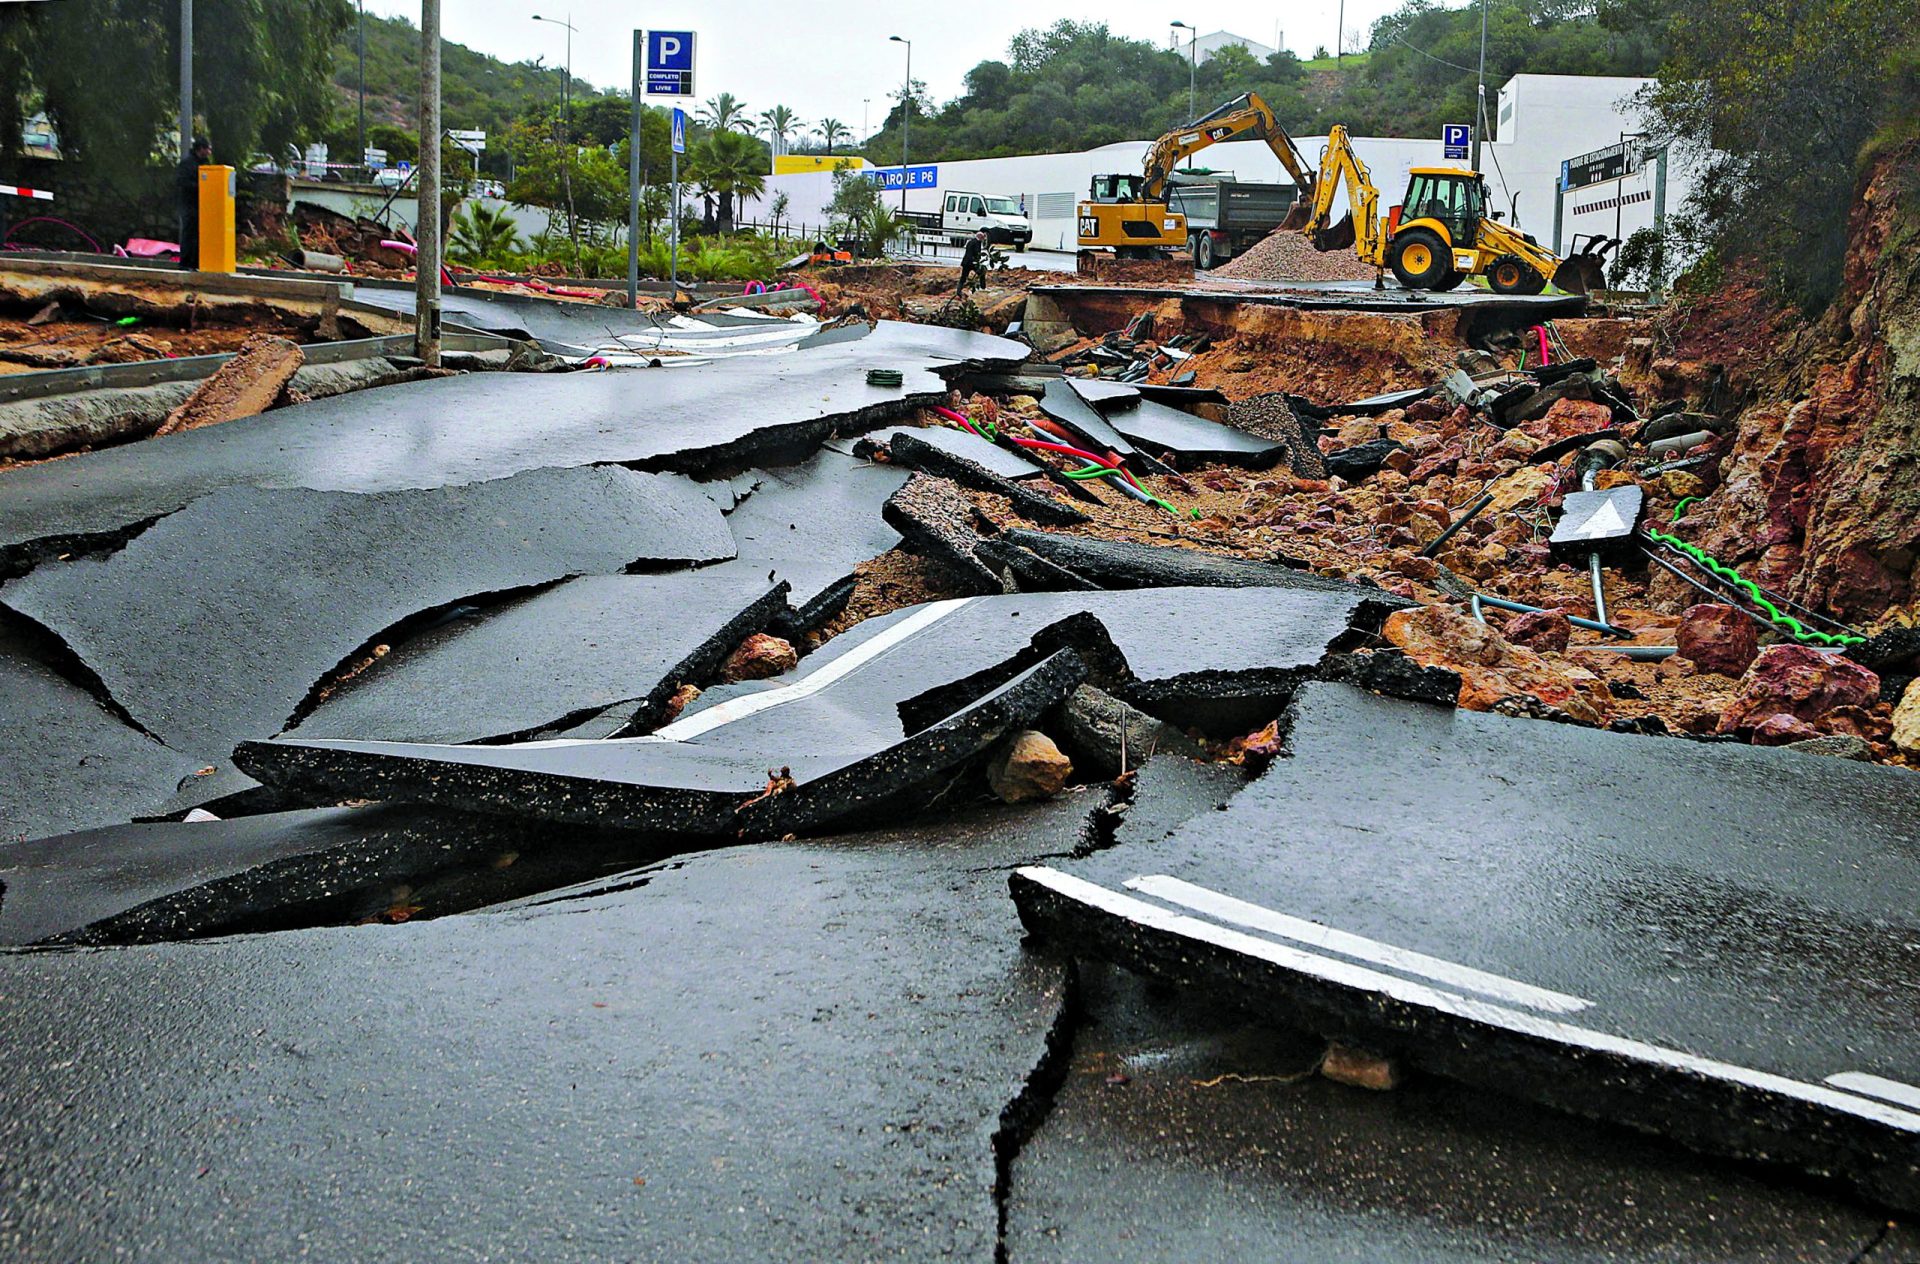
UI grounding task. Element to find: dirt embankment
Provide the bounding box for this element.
[1658,141,1920,626]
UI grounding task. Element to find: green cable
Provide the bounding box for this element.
[1647,497,1863,647]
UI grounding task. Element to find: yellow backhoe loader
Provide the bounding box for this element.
[1079,93,1611,293]
[1297,124,1611,294]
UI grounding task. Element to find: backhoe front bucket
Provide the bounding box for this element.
[1311,213,1356,252]
[1553,255,1607,295]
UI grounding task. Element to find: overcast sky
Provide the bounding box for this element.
[358,1,1420,137]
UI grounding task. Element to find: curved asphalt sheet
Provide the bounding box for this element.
[1014,681,1920,1209]
[0,793,1096,1261]
[1,466,731,761]
[0,321,1029,557]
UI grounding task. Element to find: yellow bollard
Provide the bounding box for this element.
[195,164,237,273]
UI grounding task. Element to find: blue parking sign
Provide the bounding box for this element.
[671,108,686,155]
[1443,123,1471,160]
[646,30,695,96]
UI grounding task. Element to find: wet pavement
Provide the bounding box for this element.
[1015,682,1920,1209]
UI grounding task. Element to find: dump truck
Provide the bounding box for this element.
[1164,175,1301,270]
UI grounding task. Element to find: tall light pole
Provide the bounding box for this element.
[889,35,910,211]
[1471,0,1488,171]
[863,98,871,144]
[532,13,578,243]
[1170,20,1195,121]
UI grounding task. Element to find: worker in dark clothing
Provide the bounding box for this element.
[177,136,211,270]
[955,228,990,296]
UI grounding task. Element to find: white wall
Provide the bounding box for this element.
[741,73,1699,261]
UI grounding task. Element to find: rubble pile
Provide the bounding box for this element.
[1211,226,1379,282]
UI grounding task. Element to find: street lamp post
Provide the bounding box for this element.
[1170,20,1195,121]
[889,35,910,211]
[356,0,365,166]
[1471,0,1488,171]
[532,13,578,243]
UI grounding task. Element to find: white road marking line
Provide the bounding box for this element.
[646,596,978,741]
[1826,1072,1920,1112]
[295,598,980,755]
[1123,874,1592,1015]
[1016,866,1920,1134]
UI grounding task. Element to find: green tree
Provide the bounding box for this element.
[1,0,349,179]
[688,128,768,232]
[825,164,883,236]
[447,201,524,266]
[699,92,750,132]
[1636,0,1918,308]
[814,118,849,155]
[758,104,803,157]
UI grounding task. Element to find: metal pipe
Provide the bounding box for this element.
[1472,593,1633,639]
[626,30,641,310]
[1589,550,1610,627]
[1419,491,1495,559]
[1568,644,1677,661]
[1646,429,1718,459]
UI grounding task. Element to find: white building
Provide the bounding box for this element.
[1188,30,1277,63]
[742,73,1692,260]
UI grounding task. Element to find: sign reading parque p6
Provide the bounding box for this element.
[864,165,939,190]
[645,30,695,97]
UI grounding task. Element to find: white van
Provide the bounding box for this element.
[941,191,1032,249]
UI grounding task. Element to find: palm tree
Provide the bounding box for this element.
[698,92,750,133]
[689,129,768,234]
[815,118,848,155]
[757,105,803,158]
[447,202,525,267]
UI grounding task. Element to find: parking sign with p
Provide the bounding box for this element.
[646,30,695,97]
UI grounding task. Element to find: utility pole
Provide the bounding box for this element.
[177,0,192,258]
[357,0,366,165]
[627,30,641,310]
[1471,0,1489,171]
[533,14,579,244]
[414,0,441,367]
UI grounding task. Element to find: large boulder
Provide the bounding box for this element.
[987,730,1073,803]
[1718,644,1880,738]
[1675,603,1761,676]
[1383,603,1607,723]
[1891,678,1920,756]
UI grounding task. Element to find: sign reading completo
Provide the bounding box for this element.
[645,30,695,96]
[1442,123,1471,161]
[1560,141,1643,192]
[864,164,938,190]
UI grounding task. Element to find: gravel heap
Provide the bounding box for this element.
[1212,226,1379,282]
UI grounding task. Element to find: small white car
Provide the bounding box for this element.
[941,191,1031,249]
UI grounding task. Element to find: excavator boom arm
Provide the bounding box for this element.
[1139,93,1317,202]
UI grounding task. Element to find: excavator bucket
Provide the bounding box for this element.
[1552,253,1608,295]
[1279,198,1313,232]
[1311,213,1356,253]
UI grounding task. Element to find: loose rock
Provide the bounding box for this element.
[718,633,799,683]
[987,730,1073,803]
[1718,644,1880,737]
[1676,604,1761,676]
[1890,678,1920,756]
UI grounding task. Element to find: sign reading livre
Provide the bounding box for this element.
[864,164,938,190]
[645,30,695,97]
[1561,141,1643,192]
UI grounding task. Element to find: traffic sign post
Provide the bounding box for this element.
[645,30,695,97]
[1442,123,1471,162]
[628,30,642,309]
[670,106,687,298]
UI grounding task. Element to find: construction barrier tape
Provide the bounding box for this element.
[1646,497,1863,647]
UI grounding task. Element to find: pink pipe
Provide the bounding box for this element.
[1532,324,1551,367]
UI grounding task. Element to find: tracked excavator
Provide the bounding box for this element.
[1077,93,1612,294]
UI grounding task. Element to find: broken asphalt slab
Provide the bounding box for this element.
[0,792,1099,1261]
[0,321,1029,568]
[1098,397,1291,469]
[3,465,732,764]
[697,446,910,630]
[1013,681,1920,1209]
[238,586,1381,836]
[1006,960,1906,1264]
[288,573,788,746]
[0,633,206,843]
[1000,528,1410,602]
[0,803,635,946]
